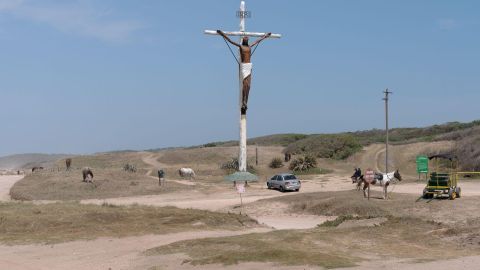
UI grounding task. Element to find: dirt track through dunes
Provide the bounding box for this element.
[142,153,196,186]
[0,229,270,270]
[349,141,454,177]
[0,175,23,201]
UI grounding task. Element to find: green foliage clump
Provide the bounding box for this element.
[203,142,217,148]
[319,215,358,227]
[285,134,362,160]
[289,155,317,172]
[269,157,284,169]
[220,158,256,174]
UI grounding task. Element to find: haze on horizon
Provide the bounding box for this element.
[0,0,479,156]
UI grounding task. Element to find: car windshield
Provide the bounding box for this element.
[284,175,297,180]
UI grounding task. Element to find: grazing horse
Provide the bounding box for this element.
[362,170,402,200]
[82,167,94,182]
[179,168,195,180]
[65,158,72,171]
[32,167,44,173]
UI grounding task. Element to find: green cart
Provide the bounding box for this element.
[422,154,461,200]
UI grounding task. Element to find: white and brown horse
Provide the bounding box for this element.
[359,170,402,199]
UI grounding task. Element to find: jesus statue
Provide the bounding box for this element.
[217,30,272,115]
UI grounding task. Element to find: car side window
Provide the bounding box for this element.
[277,175,283,181]
[271,176,276,180]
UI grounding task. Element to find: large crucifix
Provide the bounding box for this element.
[205,1,281,175]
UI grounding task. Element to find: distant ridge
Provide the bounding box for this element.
[0,153,70,170]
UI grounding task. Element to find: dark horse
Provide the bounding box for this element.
[82,167,94,182]
[66,158,72,171]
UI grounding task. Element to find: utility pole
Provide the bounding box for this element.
[383,89,392,173]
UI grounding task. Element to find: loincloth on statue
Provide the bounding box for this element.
[240,63,252,80]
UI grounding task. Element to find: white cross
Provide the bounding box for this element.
[204,1,281,173]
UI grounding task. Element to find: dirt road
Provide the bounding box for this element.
[0,175,23,201]
[0,229,270,270]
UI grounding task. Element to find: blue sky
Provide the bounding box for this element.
[0,0,479,156]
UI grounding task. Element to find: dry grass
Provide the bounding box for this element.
[154,146,293,182]
[145,191,480,268]
[145,215,478,268]
[0,202,258,245]
[268,190,480,223]
[146,230,358,268]
[10,168,190,201]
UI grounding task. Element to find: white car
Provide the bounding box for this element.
[267,173,301,192]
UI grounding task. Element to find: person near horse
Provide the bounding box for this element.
[158,169,165,186]
[351,168,363,191]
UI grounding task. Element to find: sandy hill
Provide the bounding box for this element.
[0,154,70,170]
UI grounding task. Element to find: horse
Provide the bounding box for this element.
[179,168,195,180]
[82,167,94,182]
[361,169,402,200]
[351,168,363,191]
[66,158,72,171]
[32,167,44,173]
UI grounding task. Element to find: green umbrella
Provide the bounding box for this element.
[224,171,258,182]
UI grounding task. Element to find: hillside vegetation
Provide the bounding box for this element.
[203,120,480,161]
[440,126,480,171]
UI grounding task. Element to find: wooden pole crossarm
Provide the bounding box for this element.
[204,30,281,38]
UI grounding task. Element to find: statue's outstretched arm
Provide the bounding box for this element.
[250,33,272,47]
[217,30,241,47]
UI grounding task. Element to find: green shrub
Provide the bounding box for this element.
[269,157,284,169]
[203,142,217,148]
[319,215,358,227]
[289,155,317,172]
[221,158,256,174]
[284,134,362,160]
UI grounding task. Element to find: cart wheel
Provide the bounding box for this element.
[455,187,461,198]
[423,188,429,199]
[448,188,456,200]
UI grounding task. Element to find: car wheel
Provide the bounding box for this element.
[279,186,285,192]
[456,187,461,198]
[295,189,300,192]
[267,183,271,189]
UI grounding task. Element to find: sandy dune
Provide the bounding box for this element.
[0,229,270,270]
[0,175,23,201]
[3,144,480,270]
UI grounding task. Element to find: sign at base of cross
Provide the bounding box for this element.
[236,182,246,194]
